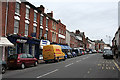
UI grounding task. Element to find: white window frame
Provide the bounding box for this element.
[25,23,29,36]
[25,7,30,19]
[15,2,20,16]
[14,20,19,34]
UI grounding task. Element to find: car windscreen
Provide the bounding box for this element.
[8,55,18,59]
[104,50,112,54]
[72,50,78,53]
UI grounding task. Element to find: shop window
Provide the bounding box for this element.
[23,44,29,54]
[8,44,17,55]
[32,45,35,57]
[14,20,19,34]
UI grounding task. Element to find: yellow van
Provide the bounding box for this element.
[43,45,66,63]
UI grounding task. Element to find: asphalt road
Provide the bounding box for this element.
[2,53,120,78]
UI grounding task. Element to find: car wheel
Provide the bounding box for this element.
[45,61,48,64]
[34,61,38,66]
[21,63,25,69]
[2,66,6,74]
[56,58,59,62]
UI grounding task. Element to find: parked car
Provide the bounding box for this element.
[64,53,68,59]
[98,50,103,53]
[71,52,77,57]
[72,49,81,56]
[103,50,113,59]
[92,50,97,53]
[66,52,73,58]
[89,51,92,54]
[7,53,38,69]
[39,54,43,60]
[0,61,7,74]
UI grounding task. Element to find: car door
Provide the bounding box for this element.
[21,54,30,66]
[27,54,34,66]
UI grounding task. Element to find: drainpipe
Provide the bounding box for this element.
[5,0,9,37]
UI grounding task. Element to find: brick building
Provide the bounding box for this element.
[1,0,66,61]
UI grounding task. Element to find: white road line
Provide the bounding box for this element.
[65,63,73,67]
[37,69,58,78]
[76,60,81,63]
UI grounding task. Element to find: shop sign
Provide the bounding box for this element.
[17,39,27,43]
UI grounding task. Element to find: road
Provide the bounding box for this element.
[2,53,120,79]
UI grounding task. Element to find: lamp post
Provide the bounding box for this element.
[106,35,111,46]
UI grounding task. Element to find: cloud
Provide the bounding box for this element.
[27,0,118,44]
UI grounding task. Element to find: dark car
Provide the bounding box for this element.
[71,52,77,57]
[66,52,73,58]
[103,50,113,59]
[72,49,81,56]
[0,61,7,74]
[7,53,38,69]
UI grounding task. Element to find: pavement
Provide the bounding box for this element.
[1,53,120,79]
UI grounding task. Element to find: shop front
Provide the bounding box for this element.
[7,35,40,59]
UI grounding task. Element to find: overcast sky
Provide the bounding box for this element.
[27,0,119,45]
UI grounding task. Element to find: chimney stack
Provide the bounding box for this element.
[47,11,53,17]
[37,5,45,13]
[75,30,80,34]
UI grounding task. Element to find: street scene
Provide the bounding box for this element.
[0,0,120,79]
[1,53,120,78]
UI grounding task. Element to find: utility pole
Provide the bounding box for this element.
[106,35,111,46]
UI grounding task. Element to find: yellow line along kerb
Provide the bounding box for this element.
[113,60,120,71]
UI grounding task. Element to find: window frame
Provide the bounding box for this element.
[14,20,19,34]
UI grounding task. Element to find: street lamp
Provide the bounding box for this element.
[106,35,111,46]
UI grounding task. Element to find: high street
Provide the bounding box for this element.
[2,53,120,78]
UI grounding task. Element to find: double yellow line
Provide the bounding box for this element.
[113,60,120,71]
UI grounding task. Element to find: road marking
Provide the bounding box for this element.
[76,60,81,63]
[98,64,101,66]
[65,63,73,67]
[37,69,58,78]
[102,67,104,69]
[112,67,115,70]
[108,67,111,70]
[106,67,108,70]
[113,60,120,71]
[87,71,90,74]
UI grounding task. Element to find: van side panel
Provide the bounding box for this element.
[43,46,54,60]
[43,45,65,61]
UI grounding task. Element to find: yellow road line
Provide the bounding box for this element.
[113,60,120,71]
[112,67,115,70]
[102,67,103,69]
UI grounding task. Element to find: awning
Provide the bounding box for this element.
[0,37,14,46]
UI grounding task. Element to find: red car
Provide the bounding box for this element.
[7,53,38,69]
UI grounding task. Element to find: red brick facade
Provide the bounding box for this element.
[2,1,66,44]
